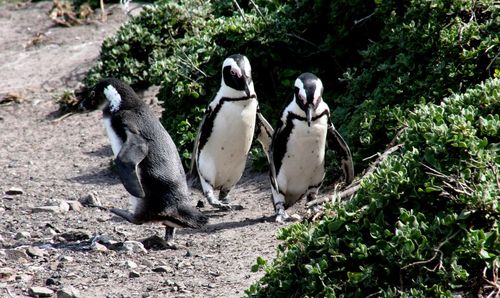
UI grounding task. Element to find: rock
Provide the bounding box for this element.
[15,231,31,240]
[126,260,138,269]
[57,285,81,298]
[290,213,303,221]
[152,266,173,273]
[3,249,31,262]
[91,242,108,252]
[129,271,141,278]
[5,187,23,195]
[26,246,47,258]
[121,241,147,254]
[58,200,70,213]
[46,277,60,286]
[59,256,74,262]
[66,200,83,211]
[79,193,102,207]
[29,286,54,297]
[59,231,91,242]
[0,267,15,282]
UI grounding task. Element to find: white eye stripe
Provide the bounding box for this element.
[104,85,121,112]
[313,79,323,101]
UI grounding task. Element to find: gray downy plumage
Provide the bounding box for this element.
[80,78,208,247]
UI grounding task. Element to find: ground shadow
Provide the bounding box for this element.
[176,214,275,235]
[67,167,119,186]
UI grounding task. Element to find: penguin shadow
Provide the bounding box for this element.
[67,166,119,186]
[84,145,113,158]
[176,214,275,235]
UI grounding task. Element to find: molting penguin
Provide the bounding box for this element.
[190,54,273,209]
[79,78,208,247]
[269,73,354,222]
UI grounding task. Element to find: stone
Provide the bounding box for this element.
[59,256,74,262]
[66,200,83,211]
[290,213,303,221]
[126,260,138,269]
[59,231,91,242]
[152,266,173,273]
[79,193,102,207]
[15,231,31,240]
[0,267,15,282]
[26,246,47,258]
[91,242,108,252]
[46,277,60,286]
[121,241,147,254]
[29,286,54,297]
[129,271,141,278]
[5,187,23,195]
[58,200,70,213]
[3,249,30,262]
[57,285,81,298]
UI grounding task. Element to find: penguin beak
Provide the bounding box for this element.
[306,104,313,127]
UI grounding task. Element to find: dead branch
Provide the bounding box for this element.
[232,0,247,21]
[306,143,403,207]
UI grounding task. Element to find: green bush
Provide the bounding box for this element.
[83,0,380,169]
[246,78,500,297]
[337,0,500,168]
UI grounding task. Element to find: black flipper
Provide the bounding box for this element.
[254,108,274,161]
[115,128,148,198]
[327,123,354,185]
[188,106,212,186]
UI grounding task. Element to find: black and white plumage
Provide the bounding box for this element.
[190,54,273,209]
[269,73,354,222]
[79,78,208,247]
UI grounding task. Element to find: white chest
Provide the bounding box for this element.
[103,117,123,157]
[277,116,328,195]
[198,98,258,187]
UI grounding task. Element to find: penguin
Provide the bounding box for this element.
[269,73,354,222]
[79,78,208,248]
[190,54,273,209]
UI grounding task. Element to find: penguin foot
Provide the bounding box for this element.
[142,235,179,250]
[207,197,232,210]
[110,208,143,225]
[219,196,231,205]
[275,209,290,223]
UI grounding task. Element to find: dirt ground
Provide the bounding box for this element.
[0,2,309,297]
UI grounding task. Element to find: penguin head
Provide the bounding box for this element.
[293,73,324,127]
[221,54,255,97]
[79,78,140,113]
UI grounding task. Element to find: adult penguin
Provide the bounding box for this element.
[269,73,354,222]
[190,54,273,210]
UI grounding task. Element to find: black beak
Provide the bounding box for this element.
[306,104,313,127]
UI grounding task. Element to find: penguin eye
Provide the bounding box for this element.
[230,69,237,76]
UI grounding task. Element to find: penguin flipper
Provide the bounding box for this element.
[115,128,148,198]
[188,107,211,183]
[269,119,285,194]
[254,110,274,161]
[327,124,354,185]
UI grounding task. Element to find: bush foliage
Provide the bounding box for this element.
[245,78,500,297]
[84,0,500,295]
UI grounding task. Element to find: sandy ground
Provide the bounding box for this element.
[0,2,297,297]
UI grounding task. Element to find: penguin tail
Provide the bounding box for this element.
[157,204,208,229]
[186,170,202,191]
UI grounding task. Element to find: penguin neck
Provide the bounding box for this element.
[217,82,255,100]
